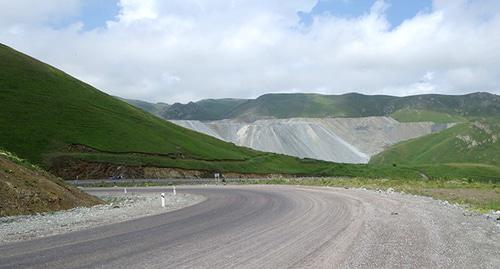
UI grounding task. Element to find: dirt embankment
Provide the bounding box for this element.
[51,159,289,180]
[0,153,102,217]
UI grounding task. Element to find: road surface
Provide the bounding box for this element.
[0,186,499,268]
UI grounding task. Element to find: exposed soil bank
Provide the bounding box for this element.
[0,153,101,217]
[51,159,290,180]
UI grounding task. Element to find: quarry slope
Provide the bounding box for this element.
[172,117,452,163]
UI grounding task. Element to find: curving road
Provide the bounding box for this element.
[0,186,499,268]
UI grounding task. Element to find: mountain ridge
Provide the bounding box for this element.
[124,92,500,122]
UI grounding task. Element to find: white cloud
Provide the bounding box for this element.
[0,0,499,103]
[118,0,158,24]
[0,0,80,27]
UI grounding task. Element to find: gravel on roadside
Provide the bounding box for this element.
[0,190,205,244]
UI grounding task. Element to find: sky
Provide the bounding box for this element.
[0,0,499,103]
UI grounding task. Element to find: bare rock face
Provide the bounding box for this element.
[171,117,452,164]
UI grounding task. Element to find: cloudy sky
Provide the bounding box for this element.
[1,0,499,103]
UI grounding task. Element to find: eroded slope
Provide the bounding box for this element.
[172,117,451,163]
[0,151,101,217]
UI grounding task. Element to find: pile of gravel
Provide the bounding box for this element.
[0,190,204,244]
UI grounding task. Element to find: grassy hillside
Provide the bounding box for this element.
[371,118,500,177]
[0,150,101,216]
[391,109,467,123]
[150,92,500,121]
[0,43,264,166]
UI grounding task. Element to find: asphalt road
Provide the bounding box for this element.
[0,186,499,268]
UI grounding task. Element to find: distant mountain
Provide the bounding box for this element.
[117,97,170,117]
[161,98,248,120]
[123,98,248,120]
[227,92,500,121]
[125,92,500,122]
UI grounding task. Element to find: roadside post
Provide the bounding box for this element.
[124,188,127,194]
[161,193,166,208]
[173,186,176,196]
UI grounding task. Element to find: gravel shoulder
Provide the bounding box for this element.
[316,186,500,268]
[0,187,205,244]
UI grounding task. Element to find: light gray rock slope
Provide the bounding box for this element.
[171,117,451,163]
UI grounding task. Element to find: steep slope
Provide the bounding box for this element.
[0,150,101,217]
[158,92,500,121]
[371,118,500,166]
[172,117,451,163]
[0,43,261,166]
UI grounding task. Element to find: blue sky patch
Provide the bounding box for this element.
[299,0,432,28]
[51,0,119,31]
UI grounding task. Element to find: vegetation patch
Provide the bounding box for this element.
[391,109,466,123]
[371,118,500,167]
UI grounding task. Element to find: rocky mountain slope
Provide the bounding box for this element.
[172,117,451,163]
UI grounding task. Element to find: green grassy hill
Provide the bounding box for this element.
[371,118,500,180]
[390,109,467,123]
[0,43,263,165]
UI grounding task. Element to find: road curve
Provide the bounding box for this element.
[0,185,498,268]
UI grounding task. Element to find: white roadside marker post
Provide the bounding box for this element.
[124,188,127,194]
[173,186,176,196]
[161,193,166,208]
